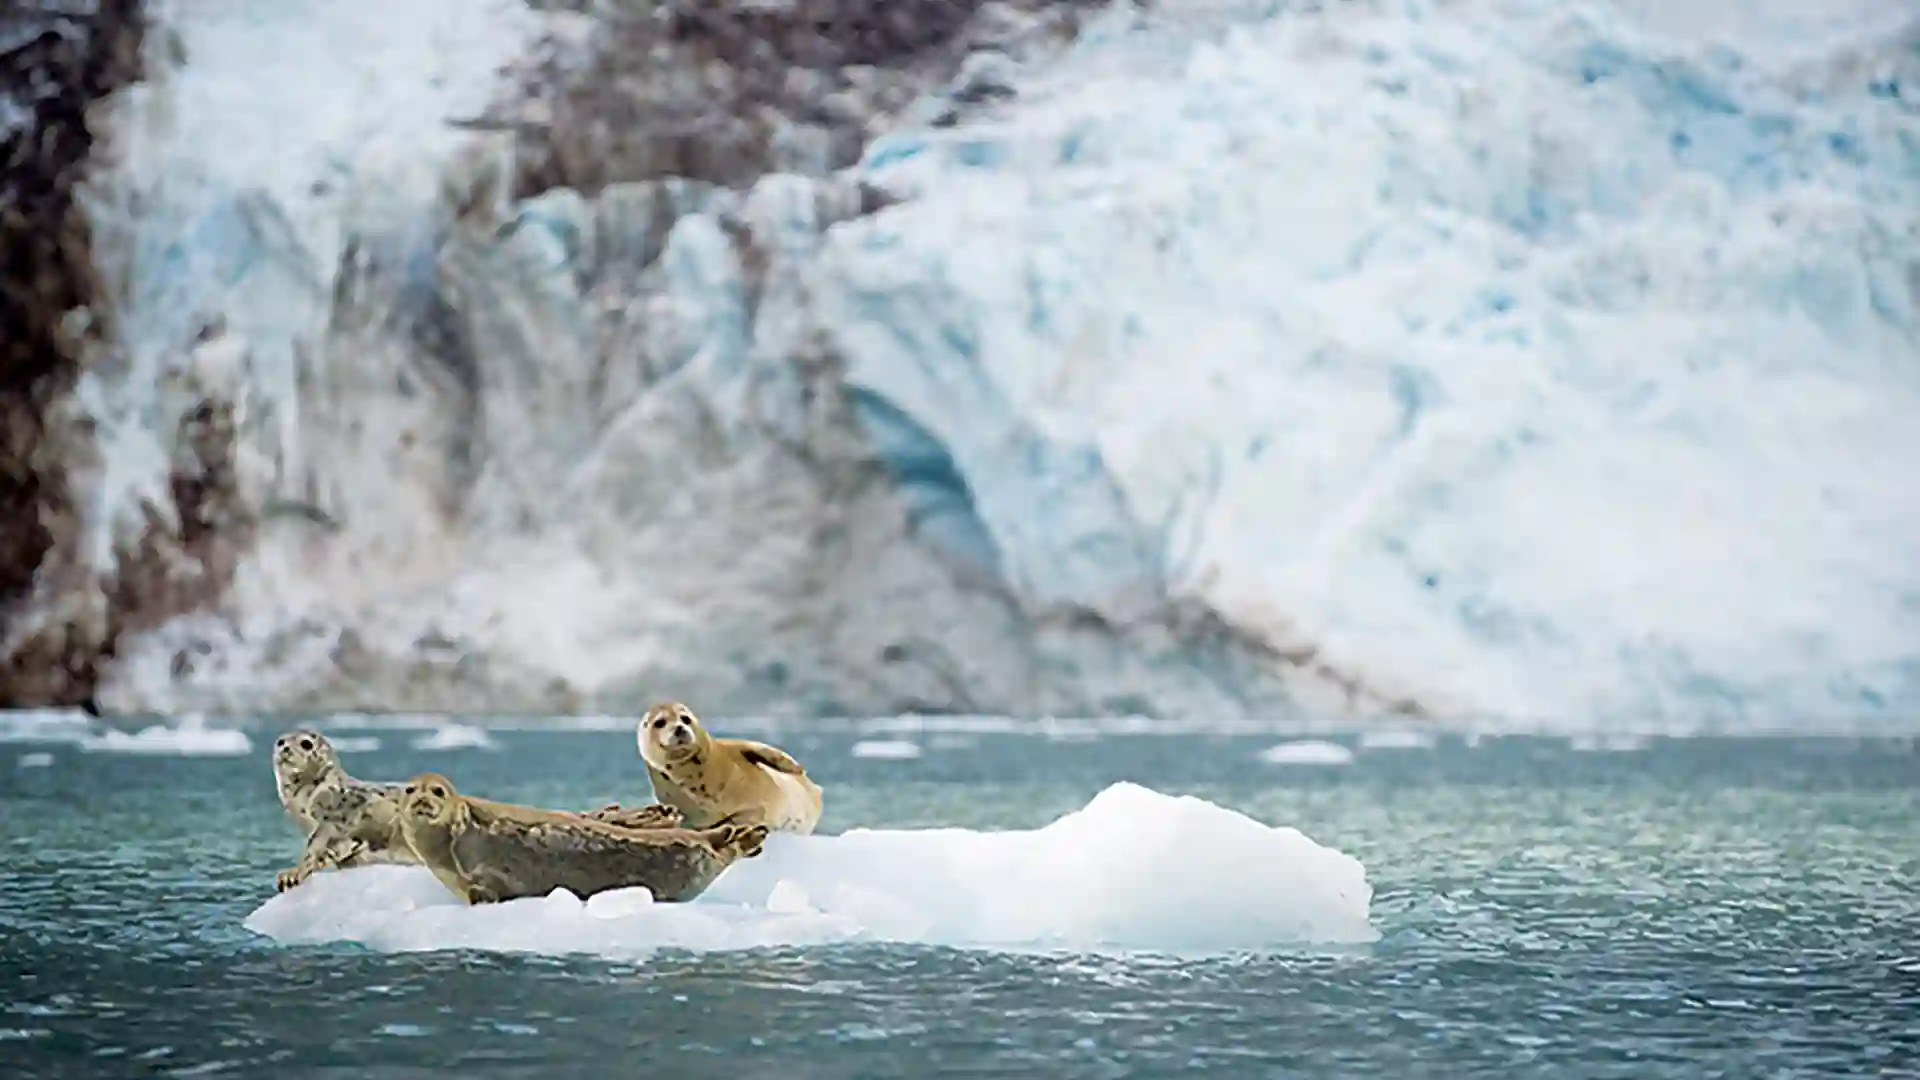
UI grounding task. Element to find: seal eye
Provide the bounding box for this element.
[297,738,313,751]
[652,717,666,730]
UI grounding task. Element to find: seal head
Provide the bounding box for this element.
[631,700,824,834]
[637,701,707,768]
[396,771,472,898]
[400,772,459,822]
[271,728,340,805]
[269,728,417,892]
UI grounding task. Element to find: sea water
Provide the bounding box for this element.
[3,722,1917,1077]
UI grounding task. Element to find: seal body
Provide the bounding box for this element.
[395,772,768,904]
[635,702,824,835]
[270,729,414,891]
[271,728,683,893]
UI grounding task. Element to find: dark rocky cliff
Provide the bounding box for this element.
[1,0,149,711]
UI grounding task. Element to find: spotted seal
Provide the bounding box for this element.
[270,728,681,892]
[270,729,414,891]
[635,701,824,834]
[394,771,768,904]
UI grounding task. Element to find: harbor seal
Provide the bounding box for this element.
[270,728,682,892]
[635,701,824,834]
[394,771,769,904]
[270,728,415,891]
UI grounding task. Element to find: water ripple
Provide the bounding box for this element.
[2,731,1917,1077]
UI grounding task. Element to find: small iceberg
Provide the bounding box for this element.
[327,736,383,753]
[80,720,251,757]
[1357,729,1438,751]
[410,725,497,751]
[1259,740,1357,766]
[850,739,923,760]
[0,709,94,744]
[244,782,1376,957]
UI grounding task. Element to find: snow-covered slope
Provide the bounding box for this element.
[28,0,1920,727]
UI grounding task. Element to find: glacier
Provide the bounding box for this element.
[815,0,1920,723]
[16,0,1920,727]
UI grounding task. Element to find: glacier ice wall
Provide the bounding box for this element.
[813,0,1920,724]
[58,0,1324,721]
[33,0,1920,727]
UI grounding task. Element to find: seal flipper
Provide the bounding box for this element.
[447,808,501,894]
[277,822,365,891]
[704,823,769,860]
[734,741,807,776]
[585,802,684,830]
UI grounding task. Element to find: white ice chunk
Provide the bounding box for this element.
[326,736,383,753]
[764,879,815,915]
[0,710,93,744]
[79,720,251,756]
[1259,740,1358,766]
[409,725,497,751]
[584,886,654,920]
[1357,729,1438,751]
[850,739,924,760]
[243,782,1375,957]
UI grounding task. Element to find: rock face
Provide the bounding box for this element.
[506,0,1097,195]
[0,0,151,710]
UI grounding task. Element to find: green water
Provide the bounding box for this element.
[3,725,1917,1078]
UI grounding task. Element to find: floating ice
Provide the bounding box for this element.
[409,725,497,751]
[16,753,54,769]
[0,710,93,745]
[850,739,924,760]
[326,736,383,753]
[584,886,655,920]
[1259,740,1358,766]
[243,782,1375,956]
[1568,733,1651,753]
[1357,729,1439,751]
[79,720,251,757]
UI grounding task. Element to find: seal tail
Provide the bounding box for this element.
[708,823,769,860]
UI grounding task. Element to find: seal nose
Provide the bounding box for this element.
[667,722,693,746]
